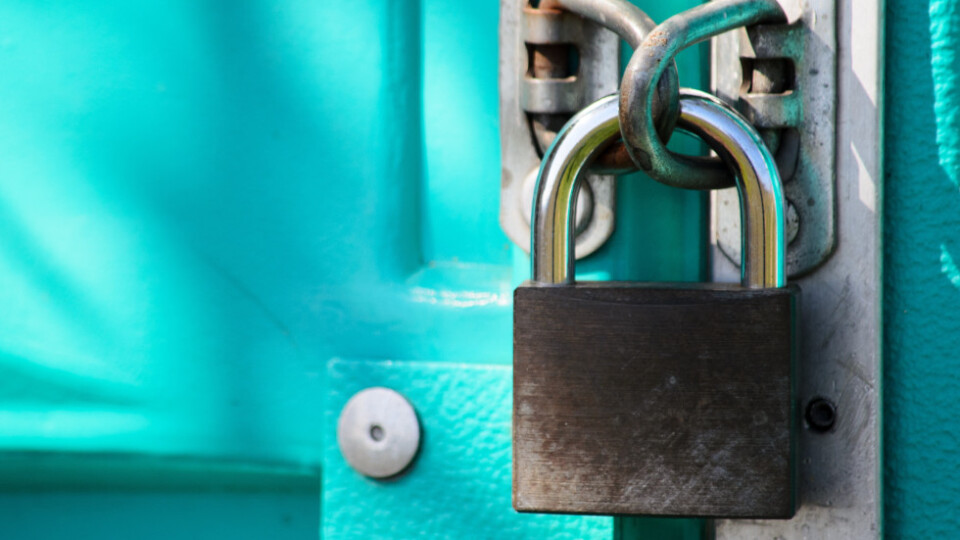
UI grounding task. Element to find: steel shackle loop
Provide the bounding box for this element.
[618,0,785,189]
[540,0,681,146]
[532,89,785,288]
[531,95,620,284]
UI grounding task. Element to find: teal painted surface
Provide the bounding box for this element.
[0,0,708,537]
[616,517,705,540]
[0,491,318,539]
[323,359,612,539]
[885,0,960,537]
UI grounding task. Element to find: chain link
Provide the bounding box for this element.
[618,0,786,189]
[539,0,681,173]
[537,0,790,186]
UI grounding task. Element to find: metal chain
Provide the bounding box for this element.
[537,0,789,185]
[618,0,786,189]
[538,0,681,174]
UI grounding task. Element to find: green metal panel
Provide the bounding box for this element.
[0,0,708,537]
[0,492,319,539]
[323,359,612,539]
[884,0,960,537]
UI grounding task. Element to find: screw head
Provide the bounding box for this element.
[337,387,421,478]
[805,397,837,432]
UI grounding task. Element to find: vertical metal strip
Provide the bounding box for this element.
[713,0,883,536]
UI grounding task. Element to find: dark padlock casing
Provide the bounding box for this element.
[512,91,800,519]
[513,281,798,517]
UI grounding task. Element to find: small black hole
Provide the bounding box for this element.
[806,398,837,433]
[369,424,385,441]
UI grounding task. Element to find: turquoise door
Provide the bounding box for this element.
[0,1,704,537]
[0,0,956,538]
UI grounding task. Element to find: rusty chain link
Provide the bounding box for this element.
[538,0,789,185]
[538,0,680,174]
[618,0,786,189]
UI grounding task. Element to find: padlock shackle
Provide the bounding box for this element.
[680,90,786,288]
[531,89,785,288]
[530,96,621,285]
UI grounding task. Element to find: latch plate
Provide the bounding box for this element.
[499,2,620,258]
[712,0,837,277]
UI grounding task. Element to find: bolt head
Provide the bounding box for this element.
[337,387,421,478]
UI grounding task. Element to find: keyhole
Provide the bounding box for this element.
[369,424,385,442]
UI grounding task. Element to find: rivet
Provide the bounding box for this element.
[337,387,421,478]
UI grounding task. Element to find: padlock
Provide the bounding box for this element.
[513,89,798,518]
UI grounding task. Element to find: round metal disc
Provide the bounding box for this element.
[336,387,421,478]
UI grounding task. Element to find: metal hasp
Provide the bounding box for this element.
[711,0,837,277]
[499,1,619,258]
[713,0,883,535]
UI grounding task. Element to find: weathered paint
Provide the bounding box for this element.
[0,0,707,537]
[884,0,960,536]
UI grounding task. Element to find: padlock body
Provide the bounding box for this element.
[513,282,799,518]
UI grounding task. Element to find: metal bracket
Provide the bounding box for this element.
[499,2,620,258]
[713,0,883,536]
[712,0,837,277]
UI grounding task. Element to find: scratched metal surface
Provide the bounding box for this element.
[514,284,797,518]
